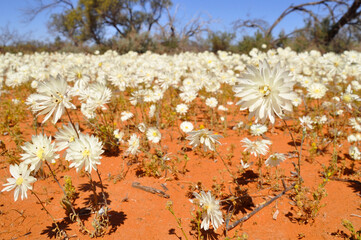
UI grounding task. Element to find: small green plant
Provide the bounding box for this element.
[189,209,204,240]
[225,231,249,240]
[166,201,189,240]
[291,180,328,224]
[139,150,181,179]
[61,176,78,215]
[342,219,361,240]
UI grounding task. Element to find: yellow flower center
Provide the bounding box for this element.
[259,85,271,97]
[82,149,90,157]
[77,72,82,79]
[16,177,24,186]
[36,148,45,160]
[69,136,75,142]
[153,132,158,137]
[343,94,351,103]
[52,91,64,104]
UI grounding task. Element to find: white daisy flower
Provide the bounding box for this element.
[349,146,361,160]
[138,123,147,133]
[2,163,37,201]
[121,111,134,122]
[191,191,224,231]
[299,116,313,130]
[240,160,252,169]
[265,153,286,167]
[250,124,268,136]
[241,137,272,157]
[149,104,156,118]
[307,83,327,99]
[180,121,194,133]
[26,75,75,124]
[205,97,218,108]
[21,134,59,173]
[176,104,189,115]
[349,118,361,132]
[186,128,223,152]
[126,134,140,156]
[341,85,359,109]
[66,134,104,173]
[54,123,80,151]
[113,129,124,143]
[233,60,297,124]
[146,127,162,143]
[217,105,228,111]
[347,134,357,143]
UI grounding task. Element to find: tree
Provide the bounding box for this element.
[233,0,361,46]
[48,0,104,44]
[28,0,171,44]
[209,31,235,52]
[0,25,22,47]
[98,0,171,37]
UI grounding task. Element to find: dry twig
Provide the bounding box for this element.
[227,181,295,230]
[132,182,170,198]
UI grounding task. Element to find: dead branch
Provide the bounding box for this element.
[232,19,268,35]
[330,177,361,185]
[132,182,170,198]
[265,0,341,37]
[22,0,74,22]
[226,181,296,231]
[157,5,212,41]
[325,0,361,42]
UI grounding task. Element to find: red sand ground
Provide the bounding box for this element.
[0,104,360,240]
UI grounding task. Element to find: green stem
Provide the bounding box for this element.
[31,190,66,238]
[167,202,189,240]
[65,108,79,138]
[215,149,233,179]
[96,169,108,210]
[45,161,79,217]
[87,172,99,211]
[298,130,306,184]
[282,119,298,152]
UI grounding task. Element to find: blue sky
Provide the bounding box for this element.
[0,0,321,42]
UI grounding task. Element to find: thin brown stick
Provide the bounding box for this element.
[227,182,296,230]
[132,182,170,198]
[330,177,361,185]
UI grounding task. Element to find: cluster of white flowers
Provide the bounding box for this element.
[2,47,361,232]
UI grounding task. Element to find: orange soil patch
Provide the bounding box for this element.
[0,102,360,240]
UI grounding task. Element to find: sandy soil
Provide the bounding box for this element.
[0,99,360,240]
